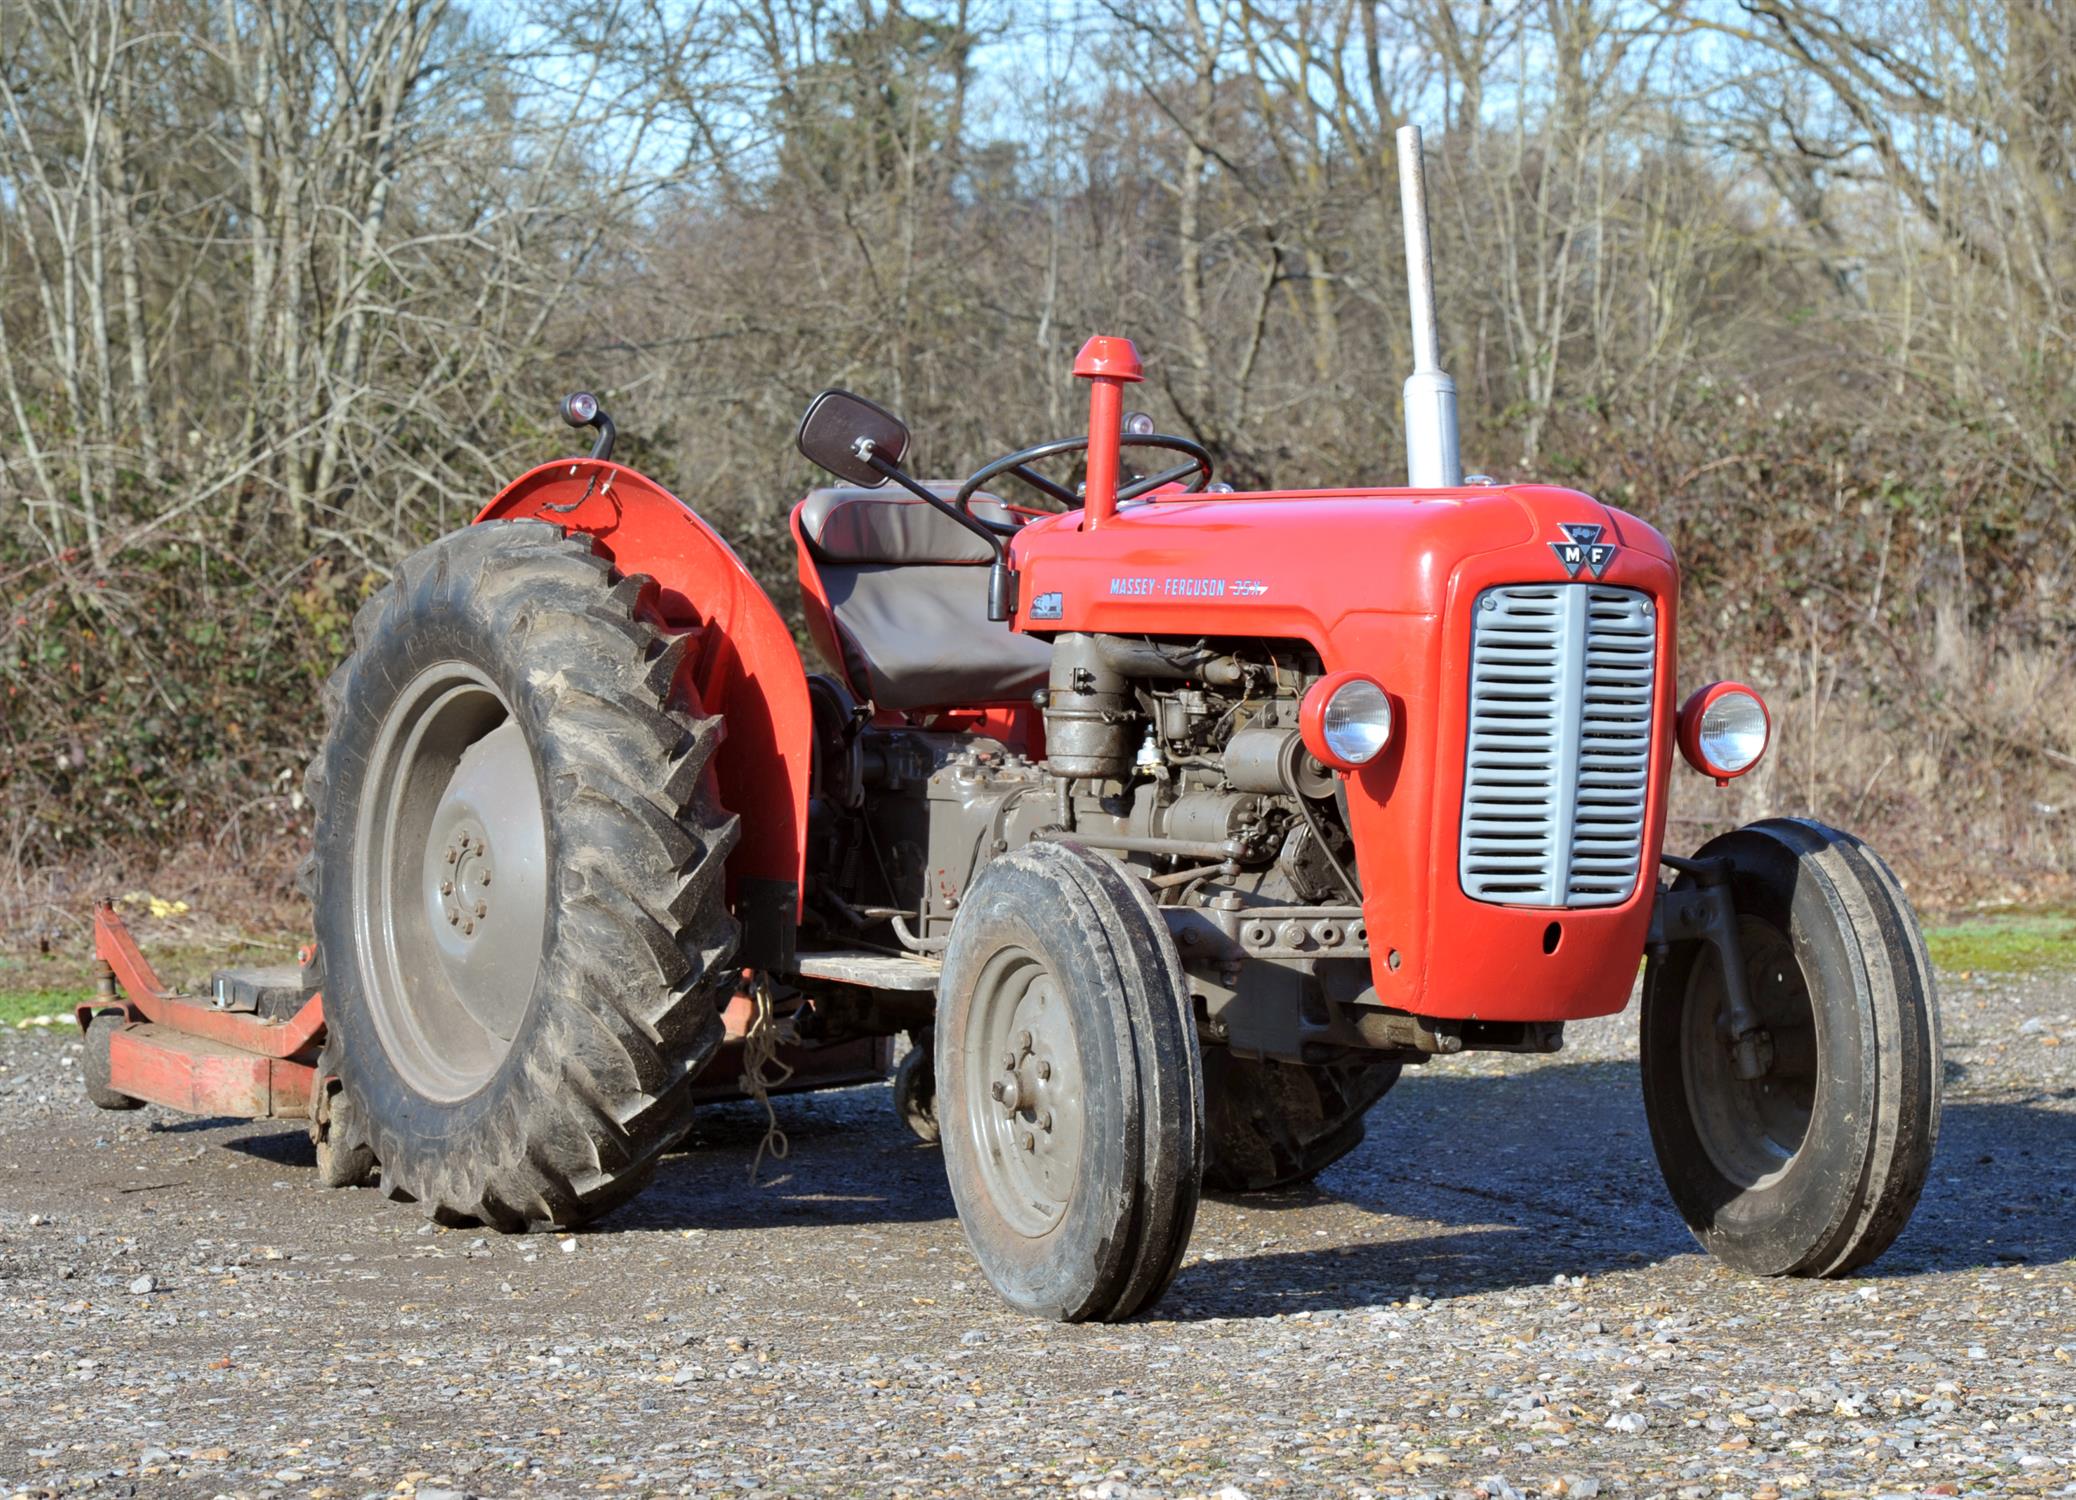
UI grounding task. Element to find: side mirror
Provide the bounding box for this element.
[796,388,910,488]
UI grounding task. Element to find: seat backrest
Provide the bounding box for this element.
[796,486,1017,566]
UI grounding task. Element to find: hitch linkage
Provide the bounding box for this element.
[1647,854,1773,1082]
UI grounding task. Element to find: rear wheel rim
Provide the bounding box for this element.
[354,663,548,1101]
[961,947,1084,1236]
[1680,915,1820,1189]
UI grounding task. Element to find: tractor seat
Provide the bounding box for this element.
[795,486,1054,711]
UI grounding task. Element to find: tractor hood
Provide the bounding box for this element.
[1010,481,1682,1028]
[1008,483,1674,640]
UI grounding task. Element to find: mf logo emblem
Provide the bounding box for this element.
[1550,522,1617,580]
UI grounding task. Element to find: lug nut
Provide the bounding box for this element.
[1038,1110,1053,1132]
[445,847,458,865]
[1016,1029,1033,1054]
[440,880,453,896]
[1020,1132,1035,1152]
[1000,1052,1016,1072]
[474,900,487,918]
[449,912,460,926]
[990,1080,1006,1102]
[479,872,491,886]
[1036,1059,1053,1081]
[462,920,474,936]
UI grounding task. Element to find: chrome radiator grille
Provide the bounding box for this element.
[1459,584,1657,907]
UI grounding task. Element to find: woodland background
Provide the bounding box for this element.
[2,0,2072,948]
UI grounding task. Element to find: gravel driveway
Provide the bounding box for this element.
[2,966,2071,1499]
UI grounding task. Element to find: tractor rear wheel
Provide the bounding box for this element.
[1641,818,1940,1277]
[303,520,739,1229]
[1201,1053,1400,1193]
[936,842,1203,1322]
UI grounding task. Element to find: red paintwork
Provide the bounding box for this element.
[790,500,857,701]
[904,704,1045,757]
[1073,335,1142,529]
[87,903,325,1060]
[480,459,812,915]
[1299,669,1391,772]
[1008,483,1681,1023]
[110,1024,315,1119]
[1677,680,1770,785]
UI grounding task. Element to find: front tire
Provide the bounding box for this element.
[303,521,740,1229]
[936,842,1203,1322]
[1641,818,1940,1276]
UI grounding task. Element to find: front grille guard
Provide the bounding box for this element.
[1459,583,1657,908]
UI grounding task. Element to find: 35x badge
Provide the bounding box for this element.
[1550,522,1617,580]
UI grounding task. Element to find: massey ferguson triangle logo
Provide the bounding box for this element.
[1551,522,1617,580]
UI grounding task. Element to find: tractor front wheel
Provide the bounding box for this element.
[303,520,740,1230]
[936,842,1203,1322]
[1641,818,1941,1277]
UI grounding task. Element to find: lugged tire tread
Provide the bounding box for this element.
[304,519,739,1229]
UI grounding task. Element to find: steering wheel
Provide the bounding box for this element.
[953,433,1214,537]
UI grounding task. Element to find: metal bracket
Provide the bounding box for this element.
[1648,855,1771,1081]
[736,878,799,973]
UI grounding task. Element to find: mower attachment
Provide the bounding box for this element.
[83,901,324,1119]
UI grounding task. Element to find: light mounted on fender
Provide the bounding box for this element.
[1678,681,1770,785]
[1300,672,1393,771]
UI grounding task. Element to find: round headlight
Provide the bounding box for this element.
[1301,672,1393,771]
[1678,682,1770,782]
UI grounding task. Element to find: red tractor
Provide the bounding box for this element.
[81,129,1938,1322]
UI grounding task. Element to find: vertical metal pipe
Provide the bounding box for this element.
[1396,125,1462,488]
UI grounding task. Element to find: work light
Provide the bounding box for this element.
[1301,672,1393,770]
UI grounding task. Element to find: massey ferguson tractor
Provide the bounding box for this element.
[80,129,1939,1322]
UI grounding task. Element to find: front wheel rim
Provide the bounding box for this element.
[961,946,1085,1236]
[353,662,548,1102]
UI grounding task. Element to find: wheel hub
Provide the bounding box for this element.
[965,960,1083,1236]
[435,819,497,938]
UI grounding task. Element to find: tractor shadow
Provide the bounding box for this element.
[607,1085,960,1233]
[186,1051,2075,1308]
[1163,1058,2076,1317]
[609,1055,2076,1312]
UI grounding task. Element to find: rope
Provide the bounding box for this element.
[739,973,795,1183]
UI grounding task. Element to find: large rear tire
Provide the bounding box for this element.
[303,520,740,1229]
[1201,1053,1400,1193]
[1641,818,1940,1277]
[936,842,1203,1322]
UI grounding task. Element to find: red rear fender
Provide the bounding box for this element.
[477,460,810,923]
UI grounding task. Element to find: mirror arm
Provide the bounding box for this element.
[863,448,1019,624]
[587,413,616,464]
[863,450,1005,566]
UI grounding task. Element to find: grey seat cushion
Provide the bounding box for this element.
[799,487,1053,710]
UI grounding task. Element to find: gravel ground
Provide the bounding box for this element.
[1,967,2071,1500]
